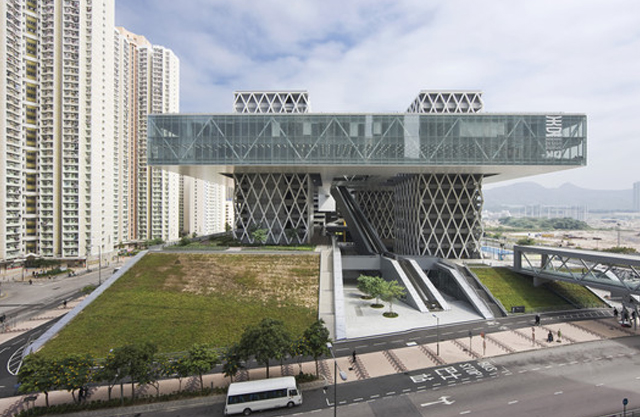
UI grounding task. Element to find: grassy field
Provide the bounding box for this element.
[471,266,606,312]
[39,252,320,358]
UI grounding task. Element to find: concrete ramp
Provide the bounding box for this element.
[435,262,494,320]
[380,257,429,312]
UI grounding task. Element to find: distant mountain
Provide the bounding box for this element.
[483,182,633,212]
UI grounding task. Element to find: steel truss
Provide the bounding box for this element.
[514,246,640,295]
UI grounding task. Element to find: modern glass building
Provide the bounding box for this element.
[148,91,587,258]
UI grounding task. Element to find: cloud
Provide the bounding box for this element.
[116,0,640,189]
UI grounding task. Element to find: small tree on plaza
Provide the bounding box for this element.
[379,280,406,318]
[357,275,385,307]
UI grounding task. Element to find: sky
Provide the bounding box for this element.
[115,0,640,191]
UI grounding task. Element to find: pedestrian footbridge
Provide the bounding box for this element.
[513,245,640,297]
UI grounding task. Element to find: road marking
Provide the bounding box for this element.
[596,383,604,386]
[421,396,455,407]
[406,341,417,347]
[531,368,540,371]
[417,386,426,390]
[508,400,518,405]
[402,388,411,393]
[354,397,363,402]
[460,411,471,415]
[386,391,396,396]
[0,347,9,355]
[519,370,528,374]
[373,342,386,346]
[554,391,563,395]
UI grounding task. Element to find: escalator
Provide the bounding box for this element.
[332,185,448,311]
[331,185,387,255]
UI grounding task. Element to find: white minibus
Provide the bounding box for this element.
[224,376,302,415]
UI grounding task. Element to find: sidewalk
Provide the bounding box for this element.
[0,305,635,417]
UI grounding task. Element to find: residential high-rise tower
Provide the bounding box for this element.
[0,0,116,264]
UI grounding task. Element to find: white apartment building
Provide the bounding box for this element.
[114,27,181,245]
[0,0,116,265]
[0,1,228,269]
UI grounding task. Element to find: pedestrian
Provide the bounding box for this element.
[63,300,67,309]
[535,314,540,326]
[547,331,553,343]
[557,329,562,343]
[29,279,32,285]
[614,307,619,318]
[352,349,357,363]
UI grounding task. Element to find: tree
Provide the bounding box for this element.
[239,318,292,378]
[379,280,406,317]
[184,343,218,392]
[146,356,171,398]
[221,344,244,383]
[285,228,299,245]
[251,228,268,245]
[109,342,157,401]
[18,354,58,407]
[357,275,385,306]
[167,357,191,393]
[301,319,331,376]
[516,237,536,246]
[57,354,94,403]
[94,351,123,401]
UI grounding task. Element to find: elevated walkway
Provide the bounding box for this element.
[513,245,640,297]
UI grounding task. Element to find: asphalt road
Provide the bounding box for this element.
[0,267,115,398]
[146,337,640,417]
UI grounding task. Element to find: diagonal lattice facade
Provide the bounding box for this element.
[407,91,483,114]
[233,173,312,244]
[233,91,310,114]
[394,174,484,259]
[355,189,395,241]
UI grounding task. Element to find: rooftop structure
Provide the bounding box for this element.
[148,91,586,258]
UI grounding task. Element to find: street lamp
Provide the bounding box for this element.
[327,342,347,417]
[432,313,440,356]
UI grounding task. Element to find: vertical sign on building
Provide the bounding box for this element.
[545,115,563,151]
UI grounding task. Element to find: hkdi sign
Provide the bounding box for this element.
[545,115,563,151]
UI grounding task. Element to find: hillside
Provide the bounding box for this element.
[483,182,633,211]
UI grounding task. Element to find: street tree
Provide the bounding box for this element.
[57,354,94,403]
[239,318,292,378]
[110,342,157,401]
[301,319,331,376]
[184,343,218,392]
[221,344,244,383]
[18,354,58,407]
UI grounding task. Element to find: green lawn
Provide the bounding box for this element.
[471,267,604,312]
[39,252,320,358]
